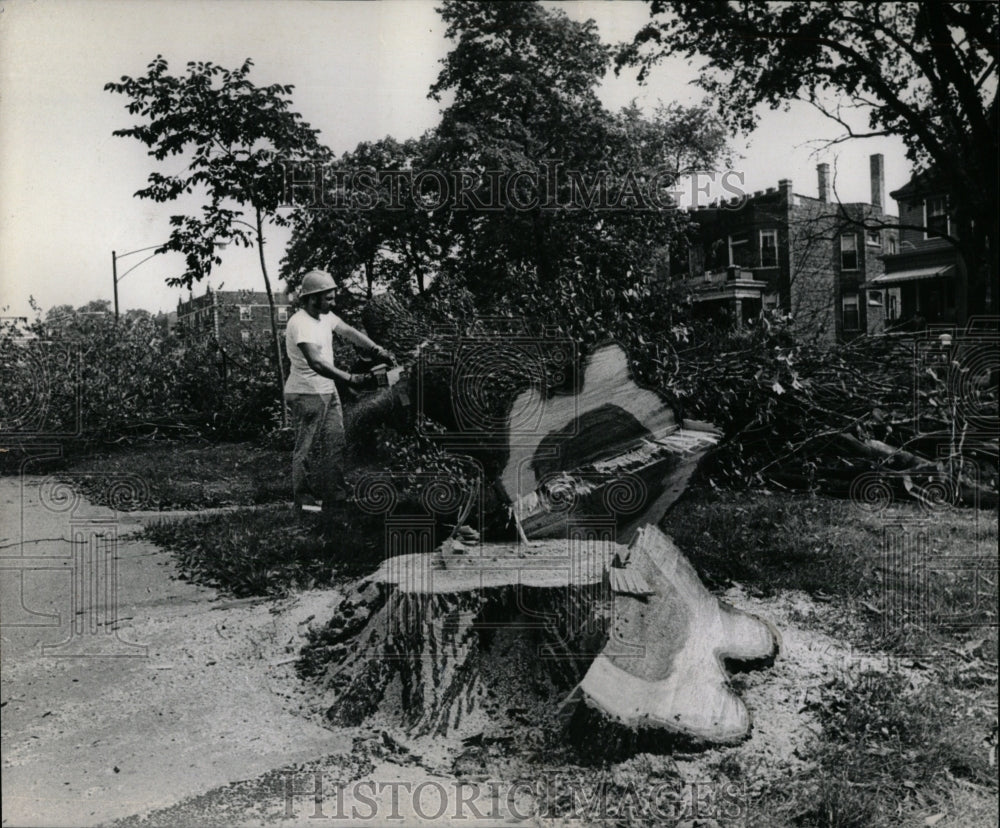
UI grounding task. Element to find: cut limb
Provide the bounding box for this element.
[578,524,780,744]
[499,344,720,543]
[341,365,409,445]
[305,527,779,748]
[833,433,999,508]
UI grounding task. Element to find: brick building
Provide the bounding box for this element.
[866,170,960,327]
[175,287,290,350]
[680,154,899,343]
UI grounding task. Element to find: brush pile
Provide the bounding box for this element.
[662,323,998,508]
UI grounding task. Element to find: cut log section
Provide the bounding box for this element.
[304,526,778,748]
[498,343,720,542]
[578,524,780,744]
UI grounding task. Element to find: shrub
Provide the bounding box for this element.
[0,306,284,454]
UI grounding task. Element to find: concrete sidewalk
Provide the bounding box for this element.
[1,475,347,827]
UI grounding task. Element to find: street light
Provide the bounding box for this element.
[111,243,170,322]
[112,239,229,321]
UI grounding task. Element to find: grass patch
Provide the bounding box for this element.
[56,438,292,510]
[664,489,881,596]
[744,669,997,827]
[664,488,998,826]
[663,487,998,657]
[142,507,385,597]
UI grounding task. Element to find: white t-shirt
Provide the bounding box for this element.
[284,309,343,395]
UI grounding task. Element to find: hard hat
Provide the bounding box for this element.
[298,270,337,298]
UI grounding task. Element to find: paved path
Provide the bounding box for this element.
[1,475,348,827]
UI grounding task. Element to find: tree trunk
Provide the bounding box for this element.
[255,207,288,427]
[298,336,780,752]
[575,524,780,747]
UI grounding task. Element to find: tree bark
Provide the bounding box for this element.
[255,207,288,427]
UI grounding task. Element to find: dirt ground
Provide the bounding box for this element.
[1,476,348,826]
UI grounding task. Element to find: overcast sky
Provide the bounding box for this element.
[0,0,910,319]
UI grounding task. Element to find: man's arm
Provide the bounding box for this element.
[298,342,363,385]
[335,321,394,364]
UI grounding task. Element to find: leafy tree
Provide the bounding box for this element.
[428,0,614,295]
[420,2,727,309]
[43,300,113,337]
[281,133,447,299]
[124,308,153,324]
[283,1,729,342]
[619,1,999,322]
[106,57,331,422]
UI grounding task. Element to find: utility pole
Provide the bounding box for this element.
[112,251,120,322]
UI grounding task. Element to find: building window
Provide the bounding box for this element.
[868,290,883,307]
[885,288,902,319]
[239,305,252,321]
[842,293,860,330]
[759,230,778,267]
[867,229,881,247]
[886,288,901,320]
[241,330,251,344]
[924,196,949,238]
[886,236,897,254]
[277,307,288,322]
[840,234,859,271]
[728,233,751,268]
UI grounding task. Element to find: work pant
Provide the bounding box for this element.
[287,392,347,506]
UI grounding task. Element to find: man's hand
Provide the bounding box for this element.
[373,345,395,365]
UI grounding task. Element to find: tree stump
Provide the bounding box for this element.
[307,535,613,738]
[304,526,779,748]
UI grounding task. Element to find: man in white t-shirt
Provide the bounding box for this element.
[285,270,394,515]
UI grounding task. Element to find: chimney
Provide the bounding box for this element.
[778,178,793,203]
[870,153,885,209]
[817,163,831,203]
